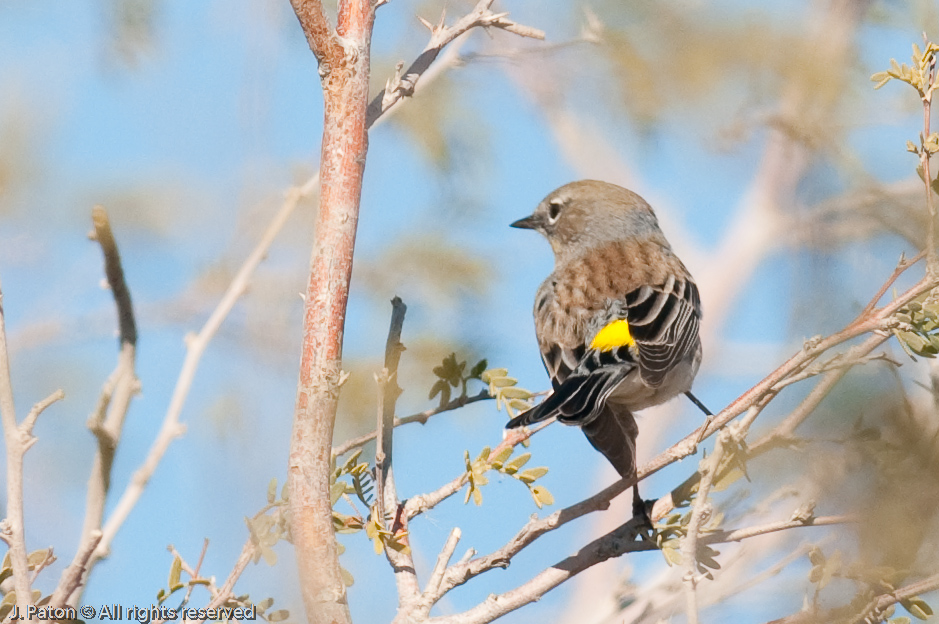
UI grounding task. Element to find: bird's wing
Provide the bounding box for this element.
[506,276,701,429]
[616,275,701,388]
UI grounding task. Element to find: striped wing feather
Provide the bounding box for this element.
[506,277,700,428]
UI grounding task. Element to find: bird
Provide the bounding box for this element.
[505,180,707,520]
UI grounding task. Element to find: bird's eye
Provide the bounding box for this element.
[547,199,563,223]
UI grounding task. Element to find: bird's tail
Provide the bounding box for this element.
[505,401,548,429]
[580,404,638,479]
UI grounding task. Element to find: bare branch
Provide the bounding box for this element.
[83,178,316,587]
[0,278,35,612]
[422,528,462,607]
[63,207,142,605]
[682,430,728,624]
[289,0,343,69]
[861,250,925,315]
[374,298,422,611]
[365,0,544,127]
[702,515,851,545]
[287,0,375,621]
[20,390,65,450]
[332,390,492,459]
[50,530,102,609]
[89,205,137,347]
[202,540,256,613]
[432,510,847,624]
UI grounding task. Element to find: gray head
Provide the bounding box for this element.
[511,180,666,265]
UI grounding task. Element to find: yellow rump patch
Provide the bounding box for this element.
[590,319,635,352]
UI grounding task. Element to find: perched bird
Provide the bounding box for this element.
[506,180,706,518]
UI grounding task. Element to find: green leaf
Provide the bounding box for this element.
[330,481,348,506]
[261,546,277,566]
[499,387,532,400]
[469,359,488,378]
[531,485,554,508]
[481,368,508,382]
[429,379,451,405]
[168,555,182,588]
[504,453,531,474]
[268,610,290,622]
[491,446,513,466]
[267,478,277,504]
[517,467,549,483]
[900,597,933,620]
[662,546,682,566]
[27,549,50,568]
[340,566,355,587]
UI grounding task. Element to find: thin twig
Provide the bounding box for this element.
[365,0,544,128]
[403,419,553,519]
[430,510,846,624]
[682,429,728,624]
[85,181,312,583]
[177,541,259,624]
[702,515,851,545]
[422,528,462,608]
[861,250,925,315]
[847,570,939,624]
[332,391,492,459]
[374,298,422,611]
[66,206,140,605]
[49,530,102,609]
[0,278,36,613]
[920,39,938,273]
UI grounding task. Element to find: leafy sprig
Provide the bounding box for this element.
[463,446,553,508]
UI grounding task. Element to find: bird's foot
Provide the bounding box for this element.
[631,496,657,539]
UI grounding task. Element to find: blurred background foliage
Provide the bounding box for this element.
[2,0,939,623]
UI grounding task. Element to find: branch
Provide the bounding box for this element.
[90,205,137,348]
[59,207,142,605]
[288,0,343,69]
[332,390,492,459]
[365,0,544,127]
[653,331,888,524]
[20,390,65,451]
[765,571,939,624]
[287,0,374,622]
[0,277,50,612]
[428,518,650,624]
[402,419,553,519]
[82,178,315,587]
[201,540,256,613]
[861,250,925,316]
[702,515,850,545]
[847,571,939,624]
[682,429,728,624]
[374,298,422,612]
[432,511,849,624]
[49,531,102,609]
[421,528,462,608]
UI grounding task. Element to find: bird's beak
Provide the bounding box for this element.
[510,215,539,230]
